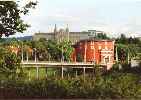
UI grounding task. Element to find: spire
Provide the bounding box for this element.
[66,24,69,41]
[66,24,69,33]
[54,24,57,34]
[54,24,57,40]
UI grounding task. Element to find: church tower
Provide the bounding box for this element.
[54,24,57,40]
[66,24,69,41]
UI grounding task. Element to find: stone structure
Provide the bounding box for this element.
[33,25,105,44]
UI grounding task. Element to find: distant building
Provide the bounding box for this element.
[71,39,115,70]
[33,25,105,44]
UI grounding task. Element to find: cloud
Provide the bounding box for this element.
[12,0,141,38]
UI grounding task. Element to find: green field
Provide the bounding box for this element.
[23,68,59,80]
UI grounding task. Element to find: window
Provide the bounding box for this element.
[105,57,109,63]
[105,41,108,45]
[91,46,94,49]
[99,46,101,50]
[105,46,108,50]
[91,41,94,45]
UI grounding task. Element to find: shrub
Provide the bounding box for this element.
[0,47,21,80]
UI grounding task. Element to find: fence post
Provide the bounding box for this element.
[61,66,64,79]
[36,66,39,79]
[45,68,48,79]
[75,69,78,78]
[28,68,31,81]
[83,67,86,79]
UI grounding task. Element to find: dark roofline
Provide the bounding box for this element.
[35,33,54,35]
[72,39,115,47]
[69,32,90,34]
[88,30,96,31]
[35,31,91,35]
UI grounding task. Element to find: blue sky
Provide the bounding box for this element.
[15,0,141,37]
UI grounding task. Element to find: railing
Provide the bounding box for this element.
[20,61,98,79]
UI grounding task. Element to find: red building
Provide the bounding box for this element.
[9,46,20,55]
[72,39,115,70]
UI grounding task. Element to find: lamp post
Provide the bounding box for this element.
[19,32,25,63]
[33,48,37,62]
[33,48,38,79]
[61,46,64,62]
[61,46,64,79]
[26,46,29,62]
[47,48,50,62]
[21,41,24,62]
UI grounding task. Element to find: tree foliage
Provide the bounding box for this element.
[1,72,141,99]
[0,47,21,79]
[116,34,141,45]
[96,33,110,39]
[0,1,37,37]
[58,40,73,61]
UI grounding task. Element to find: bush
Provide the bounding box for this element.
[1,73,141,99]
[0,47,22,80]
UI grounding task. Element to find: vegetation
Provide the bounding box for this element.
[116,34,141,62]
[1,66,141,99]
[0,47,22,80]
[27,38,73,61]
[95,33,110,39]
[0,42,140,99]
[0,1,37,37]
[0,1,141,98]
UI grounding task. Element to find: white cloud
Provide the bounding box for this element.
[11,0,141,38]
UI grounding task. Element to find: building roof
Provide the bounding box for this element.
[69,32,90,34]
[83,38,114,41]
[35,32,54,35]
[72,39,115,47]
[35,31,90,35]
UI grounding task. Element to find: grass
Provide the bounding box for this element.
[22,68,59,80]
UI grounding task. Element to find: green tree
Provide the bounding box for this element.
[47,40,61,61]
[34,38,49,61]
[96,33,110,39]
[116,44,138,62]
[116,34,128,44]
[58,40,73,62]
[0,1,37,37]
[0,47,21,79]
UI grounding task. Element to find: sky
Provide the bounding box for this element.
[14,0,141,37]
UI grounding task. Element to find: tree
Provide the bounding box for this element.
[116,44,138,63]
[33,38,49,61]
[116,34,128,44]
[96,33,110,39]
[0,1,37,37]
[0,47,21,79]
[47,40,61,61]
[58,40,73,62]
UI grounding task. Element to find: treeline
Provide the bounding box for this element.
[0,38,73,62]
[116,34,141,45]
[115,34,141,62]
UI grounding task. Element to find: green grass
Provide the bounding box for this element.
[22,68,58,80]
